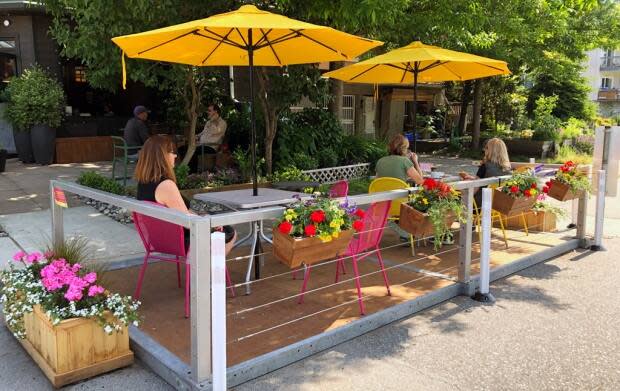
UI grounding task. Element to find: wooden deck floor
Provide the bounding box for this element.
[105,227,574,367]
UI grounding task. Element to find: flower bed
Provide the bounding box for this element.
[273,195,363,268]
[1,251,140,387]
[399,179,464,248]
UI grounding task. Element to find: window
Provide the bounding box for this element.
[341,95,355,133]
[601,77,612,89]
[74,66,86,83]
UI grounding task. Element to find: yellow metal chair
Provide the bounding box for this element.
[369,177,416,255]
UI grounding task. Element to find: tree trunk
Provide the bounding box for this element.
[457,81,472,137]
[256,67,279,175]
[180,69,200,166]
[471,79,483,150]
[328,61,344,118]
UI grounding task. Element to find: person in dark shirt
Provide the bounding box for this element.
[123,105,150,147]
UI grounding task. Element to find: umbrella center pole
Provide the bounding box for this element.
[248,29,258,196]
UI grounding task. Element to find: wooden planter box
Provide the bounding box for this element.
[180,182,272,203]
[398,203,455,238]
[492,189,536,216]
[19,305,133,388]
[272,229,354,269]
[55,136,113,164]
[547,179,582,201]
[494,211,557,232]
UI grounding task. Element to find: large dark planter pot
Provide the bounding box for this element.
[0,149,7,172]
[31,124,56,165]
[13,129,34,163]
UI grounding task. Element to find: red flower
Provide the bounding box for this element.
[423,178,437,190]
[524,189,531,197]
[310,210,325,223]
[510,186,519,193]
[354,208,365,218]
[530,183,537,189]
[278,221,293,234]
[542,186,549,194]
[438,182,451,196]
[545,180,552,187]
[565,161,574,166]
[304,224,317,237]
[352,220,364,232]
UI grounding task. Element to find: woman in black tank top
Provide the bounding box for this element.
[134,135,236,252]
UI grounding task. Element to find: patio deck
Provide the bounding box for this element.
[105,225,575,367]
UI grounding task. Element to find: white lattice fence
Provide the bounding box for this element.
[302,163,370,184]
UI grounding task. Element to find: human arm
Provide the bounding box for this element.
[155,179,195,215]
[138,121,150,145]
[406,165,424,185]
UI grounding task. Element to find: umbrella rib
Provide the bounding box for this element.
[201,28,235,65]
[255,31,300,48]
[384,63,408,71]
[254,28,273,47]
[419,60,443,72]
[292,29,347,58]
[399,62,410,83]
[137,29,199,55]
[258,28,281,65]
[440,62,463,81]
[349,63,381,81]
[474,62,507,73]
[234,28,249,47]
[201,28,245,49]
[194,30,244,49]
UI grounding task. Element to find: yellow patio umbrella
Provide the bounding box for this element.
[112,4,382,195]
[324,41,510,151]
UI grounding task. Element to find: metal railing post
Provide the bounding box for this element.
[472,188,494,303]
[190,217,212,383]
[49,180,64,247]
[211,232,227,391]
[576,174,590,249]
[458,186,473,295]
[590,169,607,251]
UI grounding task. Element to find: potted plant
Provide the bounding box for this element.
[492,171,539,216]
[399,178,465,249]
[5,75,33,163]
[497,194,566,232]
[544,161,591,201]
[0,141,6,172]
[1,251,140,387]
[273,194,363,269]
[5,66,65,165]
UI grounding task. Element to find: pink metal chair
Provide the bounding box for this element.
[298,200,392,315]
[132,201,234,318]
[329,180,349,198]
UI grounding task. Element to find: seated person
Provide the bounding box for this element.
[123,105,150,151]
[196,104,227,153]
[375,134,424,185]
[134,135,236,254]
[459,137,512,206]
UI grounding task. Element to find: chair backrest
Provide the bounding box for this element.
[369,177,409,218]
[111,136,127,158]
[132,201,186,257]
[350,200,391,254]
[329,180,349,198]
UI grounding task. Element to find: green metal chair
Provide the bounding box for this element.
[111,136,141,187]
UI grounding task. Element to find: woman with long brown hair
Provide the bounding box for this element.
[134,135,236,253]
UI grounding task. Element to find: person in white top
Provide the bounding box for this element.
[196,104,227,153]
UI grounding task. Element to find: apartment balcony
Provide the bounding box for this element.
[598,88,620,101]
[600,56,620,71]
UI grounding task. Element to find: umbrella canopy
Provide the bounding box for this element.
[324,41,510,150]
[112,4,382,195]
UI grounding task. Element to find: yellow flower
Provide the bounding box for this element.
[330,220,339,228]
[286,209,295,214]
[332,231,339,238]
[319,234,333,242]
[530,189,537,196]
[285,215,293,222]
[422,198,429,205]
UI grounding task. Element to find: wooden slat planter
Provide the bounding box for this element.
[273,229,354,269]
[399,203,455,238]
[492,189,536,216]
[19,305,133,388]
[494,211,557,232]
[55,136,113,164]
[547,180,582,201]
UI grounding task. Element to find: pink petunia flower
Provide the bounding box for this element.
[25,252,43,264]
[12,251,26,262]
[83,272,97,284]
[87,285,105,297]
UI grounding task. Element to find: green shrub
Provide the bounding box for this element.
[232,146,265,182]
[574,140,593,155]
[561,117,587,140]
[291,152,318,170]
[339,135,388,169]
[77,171,126,195]
[5,65,66,130]
[174,164,190,189]
[271,166,311,182]
[532,95,561,141]
[316,147,339,168]
[548,145,592,165]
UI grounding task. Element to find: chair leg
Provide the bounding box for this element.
[111,158,116,181]
[226,267,235,297]
[176,257,181,288]
[123,159,128,188]
[335,257,344,283]
[375,246,391,296]
[185,263,191,318]
[298,264,311,304]
[351,256,365,315]
[292,269,297,280]
[498,214,508,248]
[134,253,149,299]
[410,235,415,256]
[521,212,529,236]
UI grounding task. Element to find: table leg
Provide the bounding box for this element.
[255,236,262,281]
[258,220,273,244]
[244,222,259,295]
[234,222,254,249]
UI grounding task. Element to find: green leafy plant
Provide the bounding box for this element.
[174,164,190,189]
[271,166,311,182]
[548,145,592,165]
[544,161,591,195]
[499,171,540,199]
[316,147,339,168]
[406,179,465,249]
[233,146,265,182]
[5,66,66,131]
[77,171,126,195]
[532,199,567,218]
[531,95,561,141]
[560,117,588,140]
[290,152,318,170]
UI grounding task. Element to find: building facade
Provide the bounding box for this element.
[583,48,620,118]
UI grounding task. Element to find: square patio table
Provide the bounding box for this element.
[194,188,310,294]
